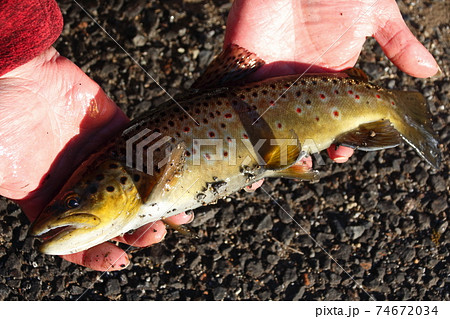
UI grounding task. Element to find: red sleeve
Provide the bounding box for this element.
[0,0,63,77]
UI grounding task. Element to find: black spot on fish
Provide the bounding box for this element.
[306,99,311,105]
[106,186,115,192]
[133,174,141,182]
[109,163,118,169]
[96,174,105,181]
[88,185,98,194]
[120,177,127,184]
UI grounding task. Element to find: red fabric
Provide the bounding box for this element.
[0,0,62,77]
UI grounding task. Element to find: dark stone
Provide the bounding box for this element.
[105,279,121,296]
[245,260,264,278]
[256,215,273,232]
[213,286,227,300]
[430,196,448,214]
[282,267,298,285]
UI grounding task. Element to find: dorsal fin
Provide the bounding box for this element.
[191,44,265,90]
[343,67,370,82]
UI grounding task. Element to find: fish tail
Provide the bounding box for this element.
[390,90,440,168]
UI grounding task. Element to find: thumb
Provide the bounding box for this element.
[374,6,439,78]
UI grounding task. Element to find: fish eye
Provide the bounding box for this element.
[65,194,80,209]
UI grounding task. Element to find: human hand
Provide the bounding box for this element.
[0,47,193,271]
[225,0,440,181]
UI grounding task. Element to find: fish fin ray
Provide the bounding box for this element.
[191,44,265,90]
[263,130,303,170]
[148,143,186,201]
[390,90,440,168]
[334,120,402,151]
[270,164,320,182]
[343,67,370,82]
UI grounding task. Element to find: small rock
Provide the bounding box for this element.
[132,34,147,47]
[246,260,264,278]
[213,286,227,300]
[256,215,273,232]
[430,196,448,214]
[346,225,366,240]
[105,279,121,296]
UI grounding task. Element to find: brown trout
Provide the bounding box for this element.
[29,45,440,255]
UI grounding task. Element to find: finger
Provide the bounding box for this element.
[115,221,167,248]
[244,178,265,193]
[60,242,129,271]
[164,211,194,225]
[374,4,439,78]
[327,144,354,163]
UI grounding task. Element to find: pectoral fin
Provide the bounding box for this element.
[263,130,304,170]
[334,120,401,151]
[148,143,187,201]
[191,44,265,89]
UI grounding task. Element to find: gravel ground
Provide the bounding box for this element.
[0,0,448,301]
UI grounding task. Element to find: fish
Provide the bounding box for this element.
[29,44,440,255]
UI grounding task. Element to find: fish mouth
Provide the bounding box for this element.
[29,213,101,248]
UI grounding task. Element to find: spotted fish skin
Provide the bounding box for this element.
[29,45,440,255]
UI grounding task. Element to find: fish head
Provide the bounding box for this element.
[29,159,143,255]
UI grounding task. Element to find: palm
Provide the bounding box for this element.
[0,47,191,270]
[224,0,438,79]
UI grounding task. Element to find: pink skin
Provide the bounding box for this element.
[0,47,194,271]
[0,0,438,271]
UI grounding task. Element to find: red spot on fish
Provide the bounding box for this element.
[296,108,302,113]
[239,94,245,100]
[224,113,232,119]
[269,101,275,106]
[391,101,395,105]
[183,127,190,133]
[348,90,353,95]
[223,151,228,157]
[355,95,360,99]
[315,116,320,121]
[209,131,215,138]
[333,111,339,117]
[320,94,326,99]
[216,110,221,116]
[185,151,191,157]
[227,137,232,143]
[334,90,339,94]
[375,94,381,99]
[205,153,211,160]
[243,133,249,139]
[277,123,282,129]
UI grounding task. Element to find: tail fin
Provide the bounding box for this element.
[391,90,440,168]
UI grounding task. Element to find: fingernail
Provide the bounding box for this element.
[431,65,443,78]
[332,156,349,163]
